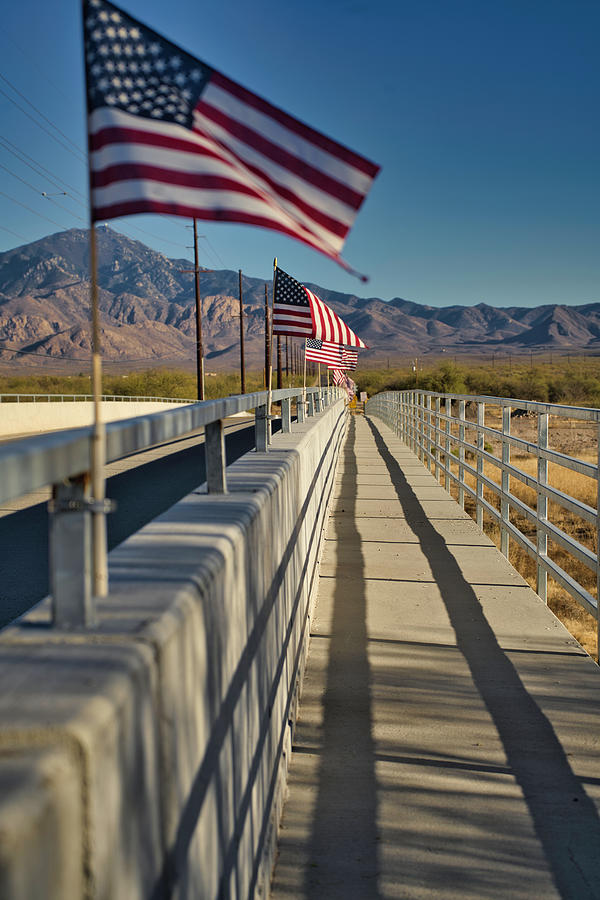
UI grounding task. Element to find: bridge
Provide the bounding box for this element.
[0,389,599,898]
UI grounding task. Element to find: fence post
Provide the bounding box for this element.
[537,412,548,602]
[426,395,433,471]
[206,419,227,493]
[458,400,466,509]
[314,391,321,413]
[597,421,600,663]
[445,397,451,492]
[307,392,315,417]
[297,392,305,423]
[281,396,291,433]
[49,474,94,627]
[476,401,485,529]
[434,396,441,481]
[501,406,511,557]
[255,403,268,451]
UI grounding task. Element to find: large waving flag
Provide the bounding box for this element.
[273,267,368,347]
[83,0,380,276]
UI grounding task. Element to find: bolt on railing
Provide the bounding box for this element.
[366,390,600,655]
[0,386,343,630]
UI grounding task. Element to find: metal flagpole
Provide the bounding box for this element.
[89,224,108,601]
[303,338,307,409]
[266,258,277,443]
[239,268,246,394]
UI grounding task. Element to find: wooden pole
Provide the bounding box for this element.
[285,336,289,381]
[239,268,246,394]
[193,219,205,400]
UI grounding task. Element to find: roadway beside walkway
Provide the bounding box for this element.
[270,414,600,900]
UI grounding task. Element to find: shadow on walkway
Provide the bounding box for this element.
[305,417,381,898]
[365,416,600,900]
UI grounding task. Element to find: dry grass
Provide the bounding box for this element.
[429,412,599,660]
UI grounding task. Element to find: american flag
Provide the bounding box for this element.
[305,339,344,366]
[83,0,380,274]
[273,268,368,346]
[340,347,358,370]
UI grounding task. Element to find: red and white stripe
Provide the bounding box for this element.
[89,68,379,271]
[305,341,344,366]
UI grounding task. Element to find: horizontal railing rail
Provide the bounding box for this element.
[366,390,600,644]
[0,392,197,403]
[0,385,343,629]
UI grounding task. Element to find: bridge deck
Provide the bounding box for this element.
[271,414,600,900]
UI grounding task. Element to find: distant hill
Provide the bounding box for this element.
[1,227,599,372]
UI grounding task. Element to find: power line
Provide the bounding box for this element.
[0,135,88,205]
[0,188,71,229]
[0,224,28,241]
[0,85,86,167]
[0,71,86,162]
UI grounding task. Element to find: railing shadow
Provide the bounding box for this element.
[365,415,600,899]
[305,416,381,898]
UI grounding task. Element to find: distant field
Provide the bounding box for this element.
[357,357,600,408]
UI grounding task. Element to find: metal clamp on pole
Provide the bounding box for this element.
[205,419,227,493]
[281,396,292,433]
[49,476,116,629]
[255,403,269,451]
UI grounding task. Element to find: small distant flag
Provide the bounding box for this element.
[273,267,368,347]
[83,0,380,276]
[305,339,344,366]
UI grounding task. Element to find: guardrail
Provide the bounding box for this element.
[366,390,600,637]
[0,385,341,630]
[0,392,197,403]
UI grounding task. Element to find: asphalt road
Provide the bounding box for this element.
[0,419,278,628]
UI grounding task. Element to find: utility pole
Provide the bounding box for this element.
[238,269,246,394]
[180,220,212,400]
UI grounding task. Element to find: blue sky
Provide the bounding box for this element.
[0,0,598,308]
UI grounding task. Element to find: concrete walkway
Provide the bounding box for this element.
[270,414,600,900]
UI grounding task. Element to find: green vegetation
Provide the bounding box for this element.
[0,368,307,400]
[357,358,600,407]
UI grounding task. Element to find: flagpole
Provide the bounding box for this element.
[266,257,277,444]
[303,338,307,410]
[89,223,108,601]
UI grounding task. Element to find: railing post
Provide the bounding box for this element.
[206,419,227,493]
[458,399,465,509]
[49,475,94,627]
[297,393,305,423]
[501,406,511,557]
[476,401,485,529]
[597,421,600,663]
[434,396,441,480]
[537,412,548,602]
[307,392,314,417]
[281,396,291,433]
[426,395,433,471]
[255,403,268,452]
[314,391,321,413]
[444,397,451,492]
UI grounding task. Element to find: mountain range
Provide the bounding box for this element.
[0,227,599,372]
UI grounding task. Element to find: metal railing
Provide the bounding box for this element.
[0,386,342,629]
[367,390,600,635]
[0,393,197,403]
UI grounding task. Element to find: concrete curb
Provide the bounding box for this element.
[0,400,347,899]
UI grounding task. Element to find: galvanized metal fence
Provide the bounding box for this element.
[0,386,341,629]
[0,393,196,403]
[366,390,600,643]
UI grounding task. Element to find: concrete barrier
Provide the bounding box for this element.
[0,399,347,899]
[0,399,195,437]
